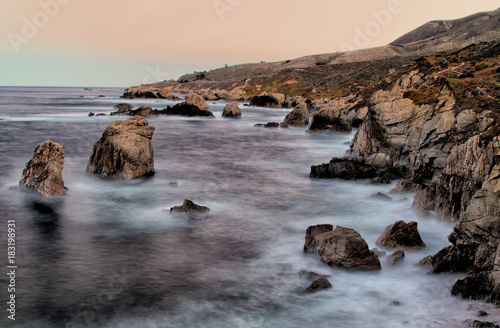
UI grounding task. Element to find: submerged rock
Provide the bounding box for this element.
[86,116,155,180]
[462,319,500,328]
[19,140,67,197]
[376,220,426,250]
[304,225,381,271]
[222,101,242,118]
[386,250,405,265]
[264,122,280,128]
[302,277,332,294]
[170,199,210,213]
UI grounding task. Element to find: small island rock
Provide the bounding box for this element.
[19,140,67,197]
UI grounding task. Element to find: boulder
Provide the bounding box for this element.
[170,199,210,213]
[86,116,155,180]
[386,250,405,265]
[222,101,242,118]
[304,225,381,271]
[158,87,181,100]
[264,122,280,128]
[283,102,309,127]
[376,220,426,250]
[19,140,67,197]
[88,112,95,117]
[165,93,214,117]
[302,277,332,294]
[249,93,285,108]
[113,103,134,113]
[310,153,405,183]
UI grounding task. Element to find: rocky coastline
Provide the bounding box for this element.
[119,41,500,306]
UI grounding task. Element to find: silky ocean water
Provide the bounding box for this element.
[0,86,497,328]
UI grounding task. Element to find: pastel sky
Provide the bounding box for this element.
[1,0,499,87]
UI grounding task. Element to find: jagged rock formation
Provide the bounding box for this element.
[122,87,180,100]
[304,225,381,271]
[86,116,155,180]
[170,199,210,213]
[376,220,426,250]
[19,140,67,197]
[283,102,309,127]
[310,153,406,183]
[222,101,242,118]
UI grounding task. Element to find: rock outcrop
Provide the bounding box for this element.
[222,101,242,118]
[170,199,210,213]
[165,93,214,117]
[282,102,309,127]
[425,162,500,303]
[304,225,381,271]
[376,220,426,250]
[249,92,286,108]
[122,87,180,100]
[86,116,155,180]
[19,140,67,197]
[302,277,332,294]
[310,153,406,183]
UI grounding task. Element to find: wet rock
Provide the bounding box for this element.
[451,273,493,301]
[302,277,332,294]
[309,107,352,132]
[19,140,67,197]
[304,225,381,271]
[122,89,159,99]
[370,192,392,201]
[376,220,426,250]
[88,112,95,117]
[170,199,210,213]
[86,116,155,180]
[279,122,289,128]
[96,113,107,116]
[165,93,214,117]
[113,103,134,113]
[249,92,285,108]
[222,101,242,118]
[299,270,330,281]
[462,319,500,328]
[310,153,405,183]
[386,250,405,265]
[283,102,309,127]
[264,122,280,128]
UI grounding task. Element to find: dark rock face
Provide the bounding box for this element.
[376,220,426,250]
[170,199,210,213]
[462,319,500,328]
[19,140,67,197]
[283,102,309,127]
[386,250,405,265]
[165,93,214,117]
[122,90,159,99]
[222,101,242,118]
[303,277,332,294]
[309,110,352,132]
[264,122,280,128]
[86,116,155,180]
[249,93,285,108]
[304,225,381,271]
[310,153,406,183]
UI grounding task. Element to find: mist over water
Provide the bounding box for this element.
[0,87,494,328]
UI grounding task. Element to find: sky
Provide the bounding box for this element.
[0,0,499,87]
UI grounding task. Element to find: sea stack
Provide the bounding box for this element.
[19,140,67,197]
[86,116,155,180]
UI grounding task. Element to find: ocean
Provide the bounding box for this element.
[0,86,493,328]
